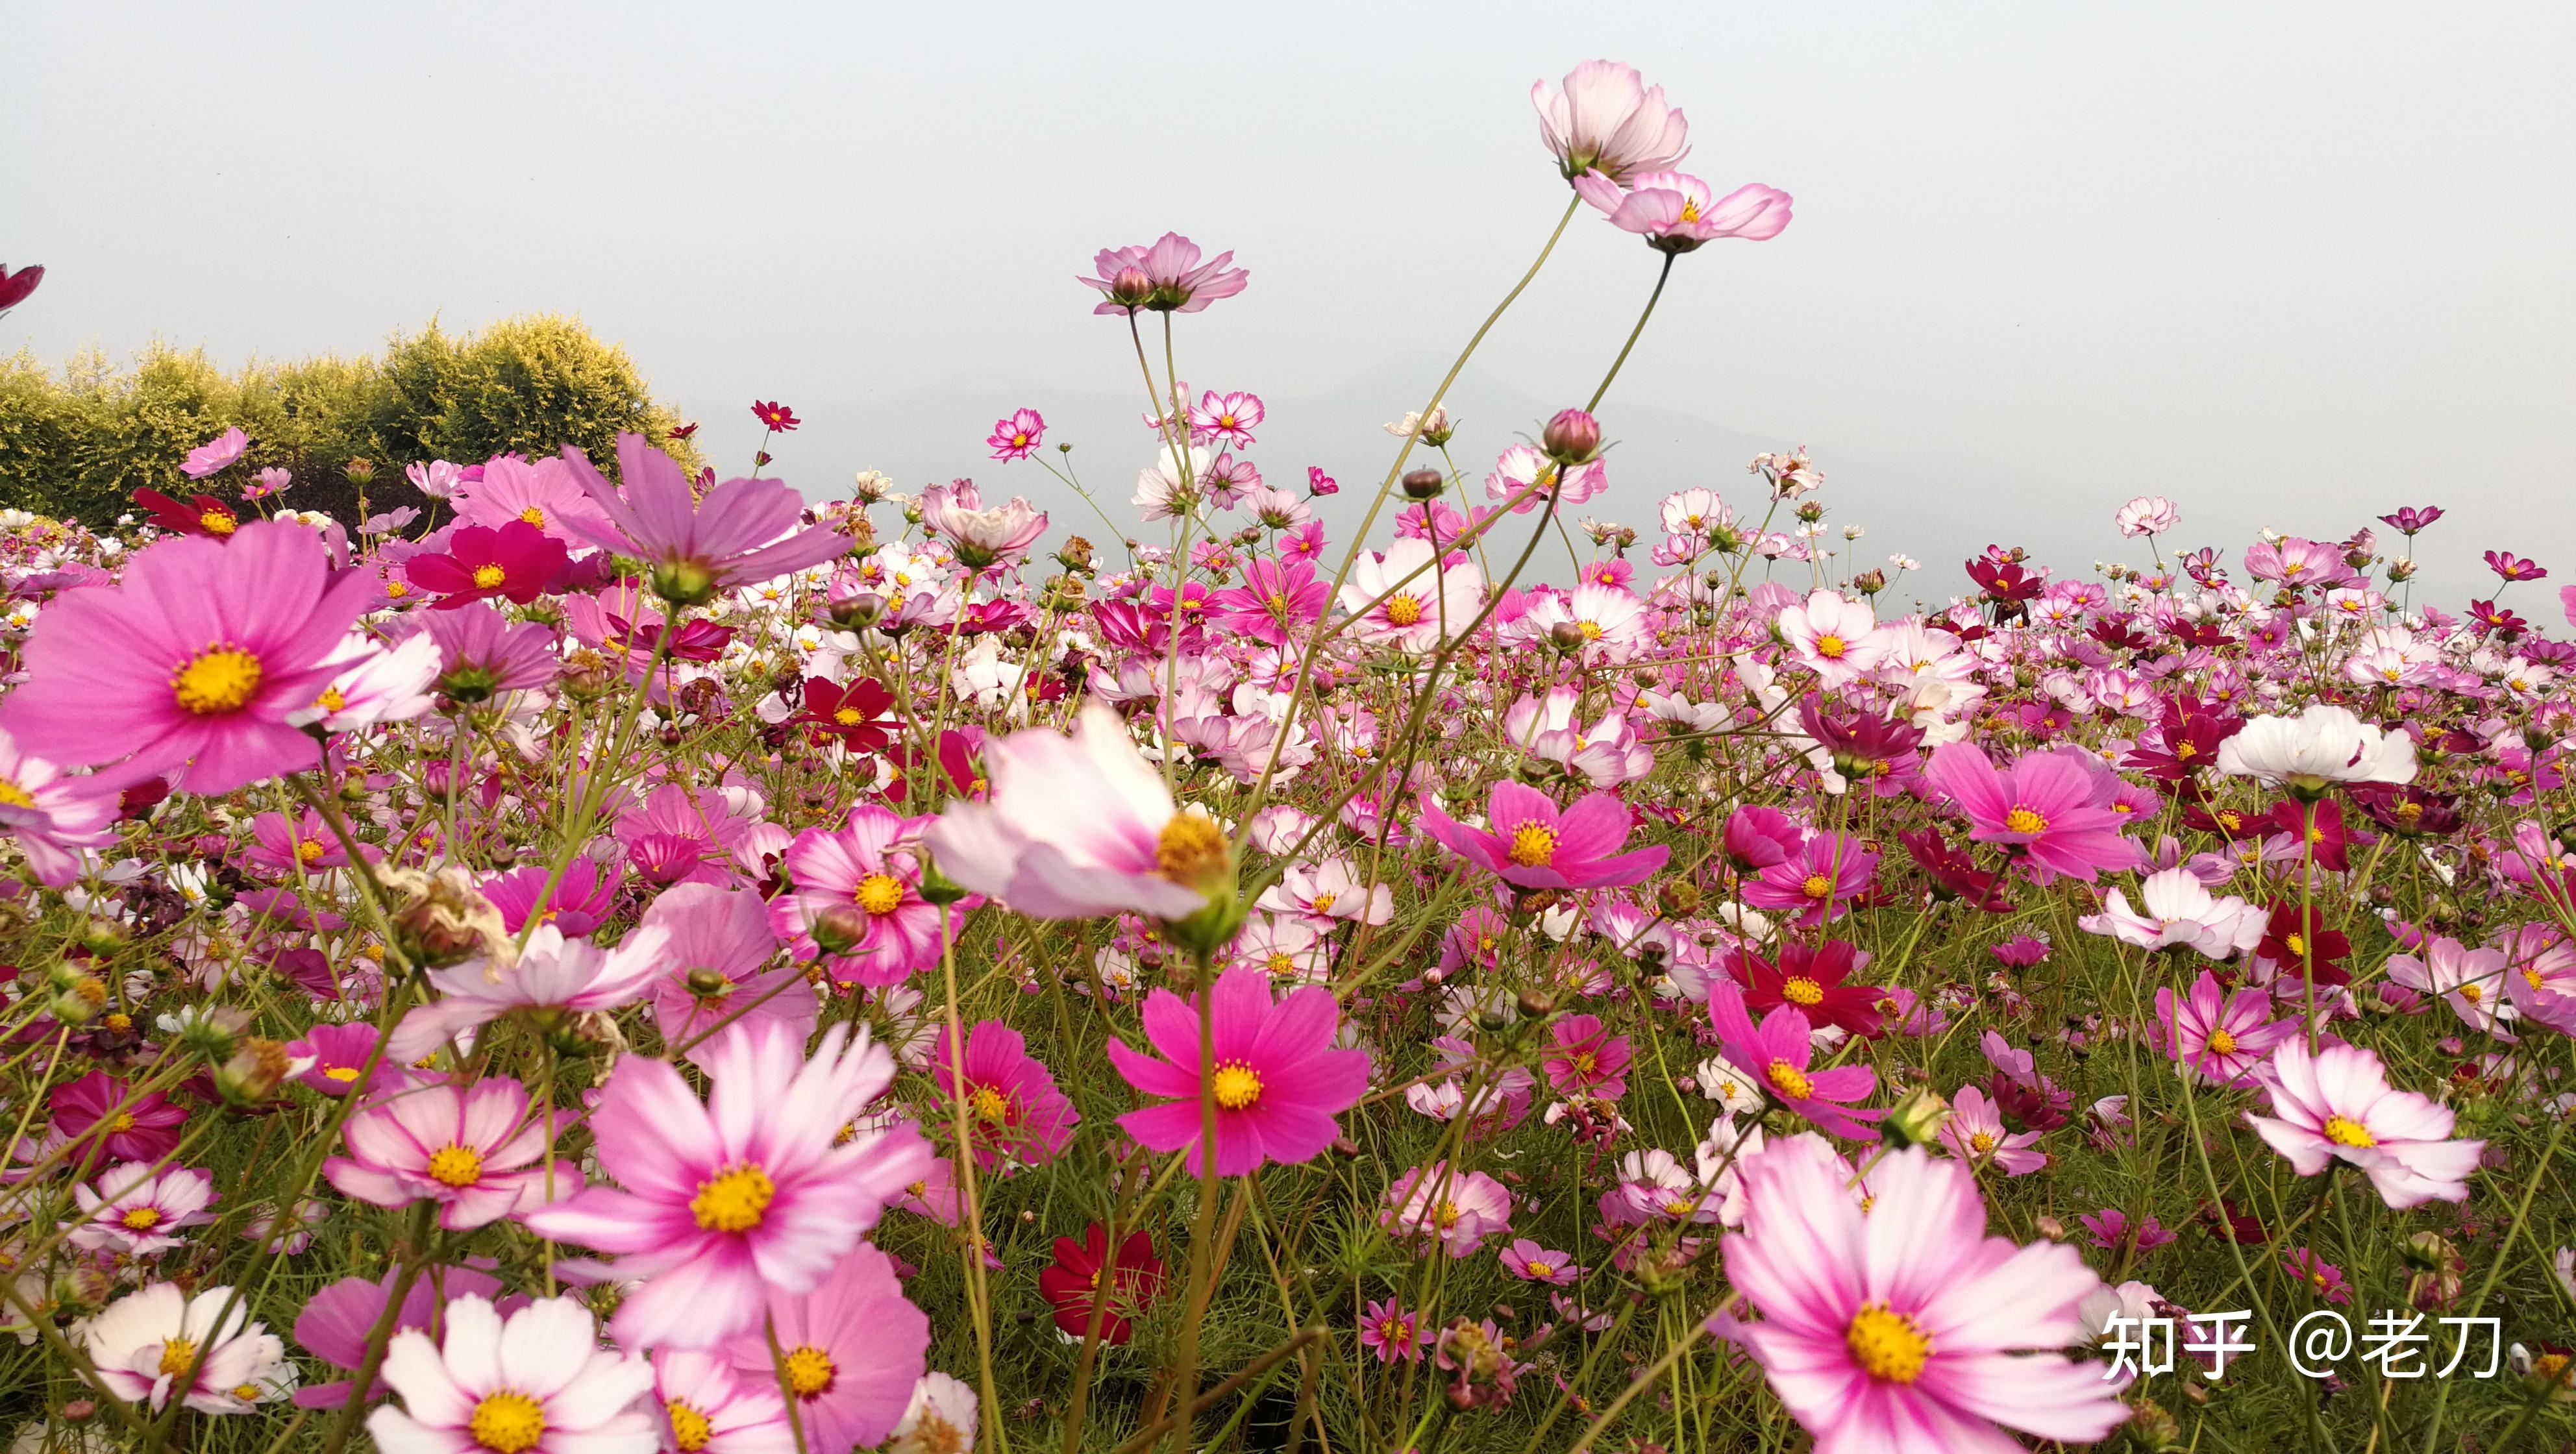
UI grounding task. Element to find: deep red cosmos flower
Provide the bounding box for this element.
[401,521,570,610]
[1037,1224,1165,1343]
[0,263,42,314]
[1965,548,2045,606]
[2258,904,2351,985]
[750,400,800,432]
[132,488,241,539]
[794,676,899,751]
[668,422,700,441]
[1728,938,1883,1038]
[1897,828,2012,913]
[2264,796,2354,872]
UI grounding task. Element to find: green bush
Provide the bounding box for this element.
[0,314,703,526]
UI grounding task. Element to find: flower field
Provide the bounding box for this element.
[3,58,2575,1454]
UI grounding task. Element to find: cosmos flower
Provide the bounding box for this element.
[1716,1138,2126,1452]
[931,1018,1080,1169]
[49,1071,188,1165]
[919,478,1048,569]
[643,882,815,1057]
[1076,232,1249,315]
[769,804,961,987]
[1935,1085,2046,1175]
[1706,983,1877,1140]
[2245,1039,2484,1209]
[453,454,615,545]
[179,426,249,480]
[402,521,569,609]
[1483,443,1606,515]
[723,1244,928,1453]
[651,1349,793,1454]
[1383,1161,1515,1256]
[986,408,1046,461]
[520,1020,932,1349]
[1418,779,1669,890]
[1540,1014,1633,1098]
[1729,939,1883,1039]
[1037,1224,1166,1344]
[750,400,801,432]
[365,1294,656,1454]
[557,434,849,605]
[291,1264,510,1408]
[386,922,673,1062]
[70,1161,217,1257]
[2214,705,2419,792]
[1361,1299,1426,1363]
[323,1076,579,1231]
[1106,963,1370,1176]
[1572,170,1792,249]
[1339,537,1485,653]
[2081,867,2266,957]
[1925,741,2143,885]
[0,724,120,885]
[82,1281,297,1414]
[2151,969,2293,1086]
[2115,496,2181,537]
[1531,60,1690,181]
[2384,934,2516,1035]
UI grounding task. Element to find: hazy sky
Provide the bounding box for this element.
[7,1,2572,608]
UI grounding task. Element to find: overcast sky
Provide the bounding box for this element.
[6,1,2571,608]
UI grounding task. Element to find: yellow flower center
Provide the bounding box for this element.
[1266,952,1296,978]
[970,1085,1011,1124]
[1814,634,1847,659]
[1969,1131,1996,1154]
[2175,741,2198,759]
[1801,874,1833,901]
[315,685,346,713]
[1435,1201,1461,1229]
[1845,1303,1932,1384]
[1308,891,1338,915]
[667,1400,713,1453]
[2323,1115,2377,1148]
[854,873,906,916]
[834,707,865,726]
[1766,1059,1813,1101]
[1570,1050,1597,1074]
[783,1346,836,1398]
[518,506,547,527]
[232,1382,263,1402]
[0,779,32,810]
[1578,620,1604,640]
[2206,1028,2237,1055]
[2460,982,2483,1002]
[172,645,264,715]
[1781,976,1825,1006]
[158,1337,199,1377]
[1678,198,1703,223]
[469,1390,547,1453]
[1213,1061,1264,1111]
[426,1144,484,1188]
[1508,824,1557,869]
[202,510,237,535]
[690,1163,777,1233]
[2003,806,2048,835]
[1156,811,1230,887]
[472,563,506,589]
[109,1111,136,1133]
[1526,1260,1554,1278]
[1383,594,1424,628]
[325,1066,362,1083]
[121,1207,163,1231]
[386,580,412,598]
[2285,933,2307,957]
[297,839,325,865]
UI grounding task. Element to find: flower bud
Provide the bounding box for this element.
[1402,468,1446,500]
[650,559,718,607]
[1547,621,1588,654]
[1540,408,1600,465]
[1515,990,1556,1020]
[1656,880,1703,919]
[684,967,732,998]
[1110,265,1155,308]
[828,591,887,630]
[344,457,377,487]
[1878,1085,1953,1149]
[380,865,514,972]
[811,904,871,956]
[216,1037,293,1105]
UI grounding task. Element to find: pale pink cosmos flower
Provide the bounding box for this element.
[386,922,672,1062]
[1382,1160,1514,1256]
[923,703,1230,922]
[1716,1137,2127,1452]
[1776,589,1890,687]
[1935,1085,2046,1176]
[70,1161,217,1257]
[323,1076,580,1231]
[1339,537,1486,654]
[2385,934,2515,1035]
[724,1244,928,1451]
[1189,389,1265,447]
[0,724,120,885]
[521,1020,932,1349]
[2244,1038,2484,1208]
[651,1348,793,1454]
[180,426,249,479]
[1532,60,1690,182]
[1484,442,1606,515]
[2081,866,2266,957]
[1076,233,1249,315]
[366,1294,656,1454]
[291,1265,512,1408]
[1572,169,1792,249]
[918,478,1047,569]
[1106,963,1370,1176]
[82,1281,296,1414]
[558,433,850,602]
[1255,856,1393,928]
[2152,968,2293,1086]
[643,882,815,1057]
[1504,684,1654,788]
[2115,495,2181,537]
[453,453,615,545]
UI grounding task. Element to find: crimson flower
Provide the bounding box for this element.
[1037,1224,1165,1343]
[750,400,800,432]
[1898,828,2012,912]
[2257,904,2351,985]
[132,488,240,539]
[2264,797,2354,872]
[2468,599,2527,640]
[401,521,569,609]
[2347,782,2462,837]
[794,677,898,751]
[2379,506,2443,535]
[1964,549,2045,605]
[2484,550,2546,583]
[669,423,700,441]
[1729,938,1883,1038]
[0,264,41,314]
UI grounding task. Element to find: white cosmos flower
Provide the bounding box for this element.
[2214,704,2418,791]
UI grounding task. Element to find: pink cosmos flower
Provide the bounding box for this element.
[1572,170,1792,249]
[386,922,672,1062]
[1775,588,1889,687]
[1540,1013,1632,1098]
[1924,741,2143,885]
[985,408,1046,461]
[1418,779,1669,891]
[482,857,624,939]
[2152,968,2293,1086]
[643,882,815,1057]
[402,521,569,608]
[770,804,961,987]
[1717,1138,2127,1452]
[412,601,560,701]
[71,1161,217,1257]
[1741,830,1879,929]
[1360,1298,1424,1363]
[453,453,616,544]
[50,1071,187,1165]
[2116,495,2181,536]
[1104,963,1369,1176]
[2244,536,2349,589]
[324,1076,580,1230]
[1532,60,1690,181]
[557,434,850,603]
[0,521,375,792]
[180,426,249,479]
[1707,983,1878,1140]
[1499,1237,1580,1286]
[1483,442,1606,515]
[931,1018,1080,1169]
[292,1264,510,1407]
[652,1348,793,1454]
[1076,232,1249,315]
[0,724,120,885]
[1211,557,1329,647]
[2081,866,2266,957]
[1339,537,1486,652]
[923,703,1230,922]
[918,478,1047,569]
[2385,934,2515,1035]
[1383,1161,1515,1256]
[2245,1038,2484,1209]
[365,1294,656,1454]
[82,1281,294,1414]
[521,1020,932,1349]
[286,1022,403,1096]
[1189,389,1264,447]
[710,1248,923,1453]
[1935,1085,2046,1176]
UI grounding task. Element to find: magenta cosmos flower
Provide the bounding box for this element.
[323,1076,578,1231]
[1718,1138,2127,1453]
[2152,968,2292,1086]
[1418,780,1668,891]
[1076,232,1249,315]
[1532,60,1690,182]
[985,408,1046,461]
[1573,170,1792,250]
[0,724,120,886]
[402,520,569,609]
[770,804,964,987]
[2244,1038,2484,1209]
[1105,964,1369,1176]
[292,1264,508,1407]
[931,1019,1078,1169]
[366,1294,656,1454]
[1924,741,2142,885]
[723,1244,926,1453]
[1707,983,1877,1139]
[0,521,375,792]
[923,703,1232,922]
[521,1020,932,1349]
[1540,1013,1632,1098]
[557,433,849,604]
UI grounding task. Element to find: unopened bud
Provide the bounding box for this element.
[829,591,887,630]
[684,967,732,998]
[344,457,377,487]
[811,904,871,955]
[1515,990,1555,1019]
[1548,621,1587,653]
[1402,468,1445,500]
[1540,408,1601,465]
[1879,1085,1953,1149]
[1110,265,1154,308]
[217,1037,293,1105]
[650,559,718,607]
